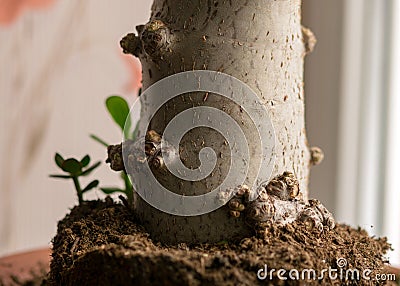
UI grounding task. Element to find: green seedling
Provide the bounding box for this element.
[50,153,101,204]
[90,94,140,206]
[100,172,134,207]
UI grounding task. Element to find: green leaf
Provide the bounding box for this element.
[123,172,132,189]
[81,161,101,176]
[49,174,72,179]
[105,96,131,137]
[55,153,64,168]
[100,187,123,195]
[82,180,99,193]
[81,155,91,167]
[61,159,82,175]
[90,134,109,147]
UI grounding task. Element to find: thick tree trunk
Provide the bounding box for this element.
[123,0,312,243]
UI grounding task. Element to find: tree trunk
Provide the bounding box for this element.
[122,0,312,243]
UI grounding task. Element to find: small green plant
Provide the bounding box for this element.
[90,94,140,206]
[50,93,139,206]
[50,154,101,204]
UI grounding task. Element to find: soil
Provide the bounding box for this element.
[44,198,397,286]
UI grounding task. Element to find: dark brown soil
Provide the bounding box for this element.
[45,198,396,286]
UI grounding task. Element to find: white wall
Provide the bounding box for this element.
[335,0,399,265]
[0,0,152,256]
[302,0,343,213]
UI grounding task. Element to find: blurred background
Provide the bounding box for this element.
[0,0,399,265]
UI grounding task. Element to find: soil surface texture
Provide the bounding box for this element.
[45,198,396,286]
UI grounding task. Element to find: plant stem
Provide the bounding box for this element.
[72,176,83,204]
[90,134,109,147]
[123,173,133,206]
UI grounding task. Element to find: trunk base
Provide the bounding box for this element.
[45,199,394,286]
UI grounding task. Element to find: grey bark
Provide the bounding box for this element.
[122,0,313,243]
